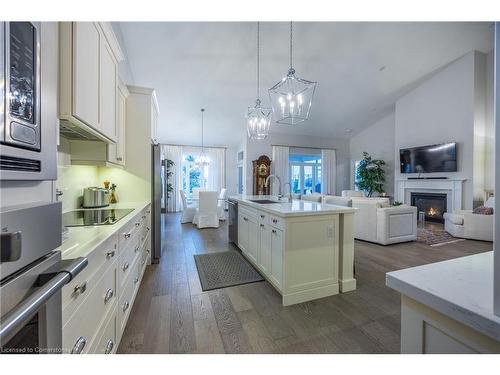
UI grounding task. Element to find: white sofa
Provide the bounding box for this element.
[351,198,418,245]
[443,198,494,242]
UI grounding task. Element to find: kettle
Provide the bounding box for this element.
[82,187,110,208]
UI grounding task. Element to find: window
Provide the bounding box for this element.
[182,154,208,199]
[289,154,322,195]
[353,160,362,191]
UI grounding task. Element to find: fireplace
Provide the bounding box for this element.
[410,192,447,223]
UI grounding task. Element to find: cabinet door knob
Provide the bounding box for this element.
[105,339,114,354]
[71,336,86,354]
[122,262,129,271]
[122,301,130,312]
[116,157,123,161]
[134,245,140,253]
[104,288,114,304]
[106,250,115,259]
[73,281,87,296]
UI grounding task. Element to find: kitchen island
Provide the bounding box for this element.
[229,195,357,305]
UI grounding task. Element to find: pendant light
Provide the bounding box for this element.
[247,22,272,140]
[268,22,317,125]
[195,108,210,167]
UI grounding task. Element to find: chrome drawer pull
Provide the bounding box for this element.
[135,222,140,227]
[134,276,139,284]
[73,281,87,296]
[105,339,114,354]
[260,224,264,228]
[106,250,115,259]
[141,258,146,266]
[272,219,277,224]
[272,229,277,234]
[71,336,86,354]
[122,301,130,312]
[146,227,150,231]
[122,262,129,271]
[243,217,248,221]
[104,288,114,304]
[123,233,131,239]
[146,210,151,214]
[142,215,146,219]
[134,245,140,253]
[116,156,123,161]
[260,214,265,218]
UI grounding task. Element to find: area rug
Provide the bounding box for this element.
[417,227,466,247]
[194,251,264,291]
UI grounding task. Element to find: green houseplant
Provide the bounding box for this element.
[355,152,386,197]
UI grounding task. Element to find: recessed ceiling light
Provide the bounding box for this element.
[345,129,352,133]
[378,66,386,71]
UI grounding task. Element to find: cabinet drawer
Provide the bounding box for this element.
[117,264,137,337]
[90,309,116,354]
[119,215,141,248]
[240,206,258,221]
[267,214,285,230]
[118,232,140,290]
[62,234,118,322]
[63,265,117,354]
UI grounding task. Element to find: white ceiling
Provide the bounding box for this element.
[117,22,493,146]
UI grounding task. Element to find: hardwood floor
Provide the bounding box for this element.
[117,213,492,354]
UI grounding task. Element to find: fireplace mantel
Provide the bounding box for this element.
[395,178,466,212]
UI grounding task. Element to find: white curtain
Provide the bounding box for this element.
[206,148,226,192]
[321,148,337,195]
[271,146,290,195]
[163,145,183,212]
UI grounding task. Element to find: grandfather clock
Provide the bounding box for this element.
[252,155,272,195]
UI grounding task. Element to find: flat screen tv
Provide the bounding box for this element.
[400,142,457,174]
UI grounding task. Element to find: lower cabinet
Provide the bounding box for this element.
[62,204,151,354]
[238,206,284,292]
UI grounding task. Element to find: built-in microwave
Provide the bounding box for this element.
[0,22,57,181]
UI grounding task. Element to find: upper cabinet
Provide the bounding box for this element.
[59,22,124,143]
[107,80,129,166]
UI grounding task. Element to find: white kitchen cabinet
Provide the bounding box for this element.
[247,216,259,265]
[238,212,249,255]
[107,80,129,166]
[99,37,117,140]
[270,227,283,289]
[72,22,100,130]
[259,223,272,274]
[59,22,124,143]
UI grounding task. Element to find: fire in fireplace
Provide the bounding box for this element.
[410,192,447,223]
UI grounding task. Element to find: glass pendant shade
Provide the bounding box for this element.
[195,108,210,167]
[268,22,317,125]
[247,99,272,140]
[269,68,317,125]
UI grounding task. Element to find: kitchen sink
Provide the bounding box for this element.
[249,199,280,204]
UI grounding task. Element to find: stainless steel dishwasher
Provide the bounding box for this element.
[227,199,238,244]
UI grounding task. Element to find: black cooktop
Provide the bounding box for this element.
[63,208,134,227]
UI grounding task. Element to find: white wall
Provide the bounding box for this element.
[394,51,490,209]
[493,22,499,318]
[349,112,396,196]
[243,132,350,196]
[485,50,495,192]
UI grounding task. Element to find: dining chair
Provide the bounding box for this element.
[192,187,206,200]
[217,188,227,220]
[179,190,196,224]
[192,191,219,228]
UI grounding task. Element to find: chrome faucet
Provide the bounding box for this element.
[264,174,282,198]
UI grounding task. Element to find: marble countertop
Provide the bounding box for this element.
[229,195,356,217]
[386,251,500,342]
[59,201,150,260]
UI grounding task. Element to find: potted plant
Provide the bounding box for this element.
[165,159,174,199]
[355,152,386,197]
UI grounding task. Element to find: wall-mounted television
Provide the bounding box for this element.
[400,142,457,174]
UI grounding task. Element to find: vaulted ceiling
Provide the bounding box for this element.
[117,22,493,146]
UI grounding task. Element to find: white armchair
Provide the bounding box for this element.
[342,190,365,198]
[301,193,323,203]
[444,198,494,242]
[322,195,352,207]
[351,198,417,245]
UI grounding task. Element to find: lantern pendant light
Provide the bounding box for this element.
[247,22,272,140]
[268,22,317,125]
[195,108,210,167]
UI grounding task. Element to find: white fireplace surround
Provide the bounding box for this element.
[395,179,466,213]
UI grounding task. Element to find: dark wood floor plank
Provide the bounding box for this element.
[117,212,492,354]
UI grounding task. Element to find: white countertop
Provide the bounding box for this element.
[229,195,356,217]
[386,251,500,342]
[58,201,150,260]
